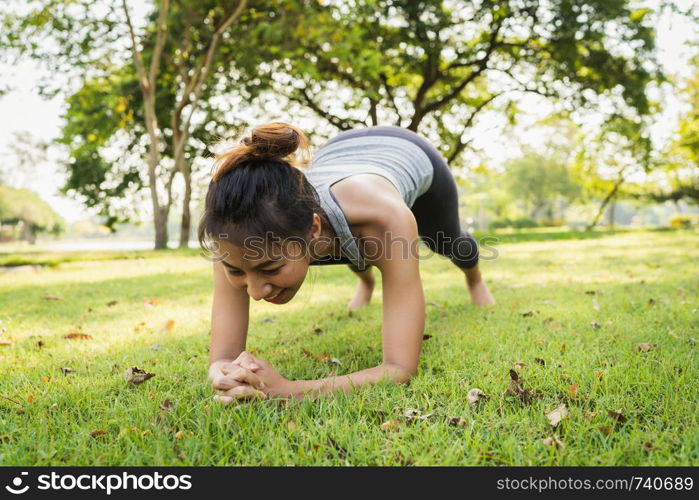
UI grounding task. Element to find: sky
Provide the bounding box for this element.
[0,3,696,224]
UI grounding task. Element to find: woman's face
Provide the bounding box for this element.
[215,238,311,305]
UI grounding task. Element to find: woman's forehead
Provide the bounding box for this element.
[217,238,300,262]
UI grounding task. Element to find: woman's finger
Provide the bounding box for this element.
[234,351,262,370]
[213,394,235,406]
[212,374,247,391]
[224,366,266,390]
[222,385,267,400]
[224,358,260,372]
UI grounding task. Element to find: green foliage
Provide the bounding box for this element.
[0,186,66,240]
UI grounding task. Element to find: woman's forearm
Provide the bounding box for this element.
[287,363,413,399]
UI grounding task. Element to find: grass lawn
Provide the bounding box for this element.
[0,230,697,465]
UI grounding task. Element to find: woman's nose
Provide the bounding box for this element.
[246,279,272,301]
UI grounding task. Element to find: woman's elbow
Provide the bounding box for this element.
[383,363,417,384]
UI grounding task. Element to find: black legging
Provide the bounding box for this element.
[316,125,479,271]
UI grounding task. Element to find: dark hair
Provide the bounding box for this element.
[198,122,328,254]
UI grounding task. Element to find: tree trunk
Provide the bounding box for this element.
[608,200,616,229]
[586,177,624,231]
[179,164,192,248]
[154,206,169,250]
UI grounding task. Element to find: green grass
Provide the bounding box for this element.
[0,230,697,465]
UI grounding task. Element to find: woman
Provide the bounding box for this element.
[199,122,495,403]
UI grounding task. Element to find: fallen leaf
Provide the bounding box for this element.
[642,442,654,452]
[161,320,175,334]
[595,370,605,381]
[542,436,565,450]
[143,298,163,308]
[380,419,402,431]
[583,411,598,421]
[329,357,342,366]
[174,430,183,440]
[287,421,297,430]
[534,358,546,366]
[422,334,432,340]
[505,370,542,404]
[607,409,628,425]
[468,388,489,408]
[106,300,118,307]
[64,332,92,340]
[90,429,107,438]
[41,295,62,301]
[27,393,34,404]
[545,403,568,428]
[61,367,74,375]
[124,366,155,385]
[599,426,613,436]
[584,290,597,295]
[590,321,602,329]
[567,383,578,400]
[449,417,467,427]
[159,399,173,411]
[514,362,525,370]
[314,353,329,362]
[313,326,323,335]
[637,343,654,353]
[521,310,537,317]
[36,340,45,348]
[647,298,656,306]
[560,373,570,381]
[41,376,51,383]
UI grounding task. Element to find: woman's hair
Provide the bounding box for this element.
[198,122,328,254]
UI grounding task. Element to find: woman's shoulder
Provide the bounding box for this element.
[330,174,413,233]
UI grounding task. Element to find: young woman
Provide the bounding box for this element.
[199,122,495,404]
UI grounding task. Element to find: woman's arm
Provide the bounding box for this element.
[208,260,250,379]
[291,203,425,397]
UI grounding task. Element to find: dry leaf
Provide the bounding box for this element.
[161,320,175,334]
[106,300,118,307]
[124,366,155,385]
[64,332,92,340]
[642,442,654,452]
[159,399,173,411]
[468,388,488,408]
[560,373,570,381]
[583,411,598,421]
[567,383,578,400]
[41,376,51,383]
[174,430,183,440]
[380,419,402,431]
[314,353,329,362]
[534,358,546,366]
[599,426,613,436]
[637,343,654,353]
[607,409,628,425]
[542,436,565,450]
[505,370,542,404]
[449,417,467,427]
[36,340,45,348]
[90,429,107,438]
[647,298,656,306]
[329,357,342,366]
[287,421,297,430]
[61,367,74,375]
[143,298,163,308]
[595,370,605,381]
[514,362,525,370]
[545,403,568,428]
[584,290,597,295]
[590,321,602,329]
[313,326,323,335]
[422,334,432,340]
[41,295,62,301]
[522,310,537,317]
[27,393,34,404]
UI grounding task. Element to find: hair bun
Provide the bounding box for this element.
[212,122,309,181]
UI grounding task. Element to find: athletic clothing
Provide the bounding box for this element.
[305,126,479,271]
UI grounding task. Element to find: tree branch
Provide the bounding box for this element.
[447,92,504,164]
[148,0,170,88]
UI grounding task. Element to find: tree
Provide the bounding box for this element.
[255,0,660,166]
[0,186,66,243]
[4,0,263,249]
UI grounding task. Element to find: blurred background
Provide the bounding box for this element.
[0,0,697,251]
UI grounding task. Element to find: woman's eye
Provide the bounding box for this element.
[262,267,283,275]
[226,270,244,276]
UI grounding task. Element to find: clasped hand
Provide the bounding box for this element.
[211,351,292,405]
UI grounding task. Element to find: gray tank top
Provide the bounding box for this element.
[304,135,434,270]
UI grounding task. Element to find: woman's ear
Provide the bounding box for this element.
[309,213,322,240]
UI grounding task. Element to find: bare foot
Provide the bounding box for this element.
[467,278,496,306]
[348,280,374,310]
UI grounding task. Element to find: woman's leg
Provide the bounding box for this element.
[347,264,375,310]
